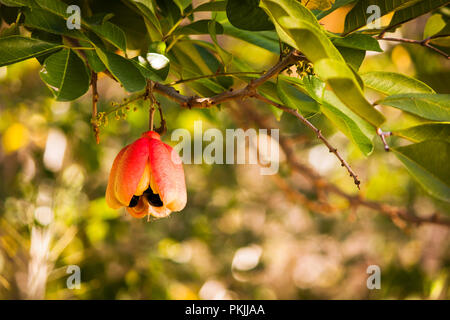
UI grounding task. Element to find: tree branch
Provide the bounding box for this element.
[253,93,361,189]
[90,71,100,144]
[238,103,450,227]
[152,50,303,108]
[376,36,450,59]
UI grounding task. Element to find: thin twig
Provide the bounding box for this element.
[152,51,303,108]
[91,71,100,144]
[240,102,450,227]
[376,36,450,59]
[169,71,264,85]
[377,128,392,151]
[253,93,361,189]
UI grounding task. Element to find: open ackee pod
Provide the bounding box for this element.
[106,131,186,219]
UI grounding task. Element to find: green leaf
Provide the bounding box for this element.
[395,122,450,143]
[331,33,383,52]
[314,58,386,127]
[175,19,224,35]
[194,1,227,12]
[392,140,450,202]
[23,7,86,40]
[256,81,284,120]
[95,48,146,93]
[0,0,36,7]
[227,0,274,31]
[387,0,449,31]
[85,18,127,53]
[336,46,365,70]
[262,0,342,61]
[377,93,450,121]
[301,75,326,101]
[321,91,375,156]
[423,13,450,47]
[155,0,182,27]
[132,0,163,41]
[277,79,320,116]
[222,23,279,53]
[344,0,422,34]
[208,20,232,68]
[0,36,62,67]
[84,49,106,73]
[35,0,69,17]
[39,48,90,101]
[131,53,169,82]
[361,72,435,95]
[423,13,447,39]
[173,0,191,12]
[170,43,226,96]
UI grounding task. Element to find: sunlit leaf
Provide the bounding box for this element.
[277,79,320,116]
[395,122,450,143]
[314,58,385,126]
[95,48,146,92]
[39,48,90,101]
[392,140,450,202]
[378,93,450,121]
[321,91,375,155]
[227,0,274,31]
[0,36,62,67]
[361,72,435,95]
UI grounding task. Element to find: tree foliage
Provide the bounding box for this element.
[0,0,450,299]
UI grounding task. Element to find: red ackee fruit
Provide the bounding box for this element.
[106,131,186,219]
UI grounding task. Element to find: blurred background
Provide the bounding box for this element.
[0,6,449,300]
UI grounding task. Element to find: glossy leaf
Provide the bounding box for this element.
[392,140,450,202]
[395,122,450,143]
[131,53,170,82]
[321,91,375,156]
[378,93,450,121]
[175,19,224,35]
[23,7,86,40]
[85,18,127,53]
[337,46,365,70]
[95,48,146,93]
[277,79,320,116]
[314,58,386,126]
[227,0,274,31]
[331,33,382,52]
[39,49,90,101]
[344,0,421,34]
[262,0,342,61]
[132,0,163,41]
[222,23,279,53]
[361,72,435,95]
[0,36,62,67]
[387,0,448,31]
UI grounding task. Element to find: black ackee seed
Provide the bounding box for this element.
[128,195,140,208]
[143,186,163,207]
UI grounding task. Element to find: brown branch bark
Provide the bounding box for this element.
[91,71,100,144]
[376,36,450,59]
[238,103,450,227]
[152,51,303,108]
[253,93,361,188]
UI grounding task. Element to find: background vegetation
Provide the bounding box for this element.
[0,0,449,299]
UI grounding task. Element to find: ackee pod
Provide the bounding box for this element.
[106,131,186,219]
